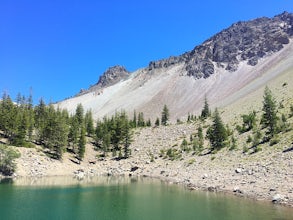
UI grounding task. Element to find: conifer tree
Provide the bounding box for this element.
[261,86,278,139]
[206,108,227,152]
[198,125,204,150]
[68,116,79,153]
[84,110,94,137]
[122,118,132,158]
[0,93,17,139]
[44,106,69,159]
[187,113,191,123]
[68,104,85,155]
[155,117,160,126]
[137,112,145,127]
[78,125,86,161]
[146,119,151,127]
[75,103,84,125]
[95,119,103,147]
[13,110,28,146]
[161,104,169,126]
[34,98,47,144]
[132,110,137,128]
[201,96,211,119]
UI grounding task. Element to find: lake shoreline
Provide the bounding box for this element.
[2,174,293,220]
[0,172,290,208]
[6,124,293,208]
[2,168,292,208]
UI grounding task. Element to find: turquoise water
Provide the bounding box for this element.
[0,177,292,220]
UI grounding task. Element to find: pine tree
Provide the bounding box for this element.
[261,86,278,139]
[201,96,211,119]
[78,125,86,161]
[13,110,28,146]
[155,117,160,126]
[75,103,84,125]
[122,119,132,158]
[0,93,17,139]
[84,110,94,137]
[111,112,123,156]
[68,116,79,153]
[187,113,191,123]
[146,119,151,127]
[34,98,47,144]
[161,104,169,126]
[132,110,137,128]
[198,125,204,150]
[206,108,227,152]
[137,112,145,127]
[68,104,85,154]
[95,120,103,147]
[54,109,69,159]
[44,106,69,159]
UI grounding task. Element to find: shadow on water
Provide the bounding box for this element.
[0,178,13,184]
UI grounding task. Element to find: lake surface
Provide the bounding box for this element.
[0,176,292,220]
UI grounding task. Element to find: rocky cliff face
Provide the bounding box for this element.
[92,12,292,89]
[93,65,130,89]
[60,12,293,122]
[148,12,293,79]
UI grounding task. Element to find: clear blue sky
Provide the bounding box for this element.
[1,0,292,104]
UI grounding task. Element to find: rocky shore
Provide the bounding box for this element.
[10,123,293,207]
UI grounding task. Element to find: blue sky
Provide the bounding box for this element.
[0,0,292,104]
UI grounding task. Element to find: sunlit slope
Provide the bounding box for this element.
[56,41,292,121]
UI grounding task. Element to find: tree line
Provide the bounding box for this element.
[0,93,91,160]
[199,86,290,153]
[0,91,171,163]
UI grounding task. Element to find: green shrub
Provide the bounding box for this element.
[181,138,189,152]
[166,148,181,161]
[254,145,262,153]
[0,144,21,176]
[243,145,249,153]
[246,135,252,143]
[229,135,237,151]
[252,130,262,146]
[290,105,293,118]
[187,158,195,166]
[159,149,165,157]
[269,136,280,146]
[236,125,243,134]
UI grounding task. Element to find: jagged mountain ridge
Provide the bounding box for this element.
[58,12,293,121]
[149,11,292,77]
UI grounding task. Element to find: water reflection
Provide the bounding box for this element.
[0,176,292,220]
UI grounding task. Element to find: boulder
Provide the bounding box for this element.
[233,186,243,194]
[202,173,208,179]
[130,166,139,172]
[235,168,242,174]
[272,194,282,203]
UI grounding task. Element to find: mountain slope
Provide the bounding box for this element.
[57,12,293,121]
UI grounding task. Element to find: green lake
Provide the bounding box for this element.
[0,176,292,220]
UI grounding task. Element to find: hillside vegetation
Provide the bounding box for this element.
[1,12,292,206]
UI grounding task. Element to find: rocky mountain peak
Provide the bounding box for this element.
[96,65,130,88]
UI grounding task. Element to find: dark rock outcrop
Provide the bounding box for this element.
[96,65,130,88]
[148,12,293,79]
[148,55,188,70]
